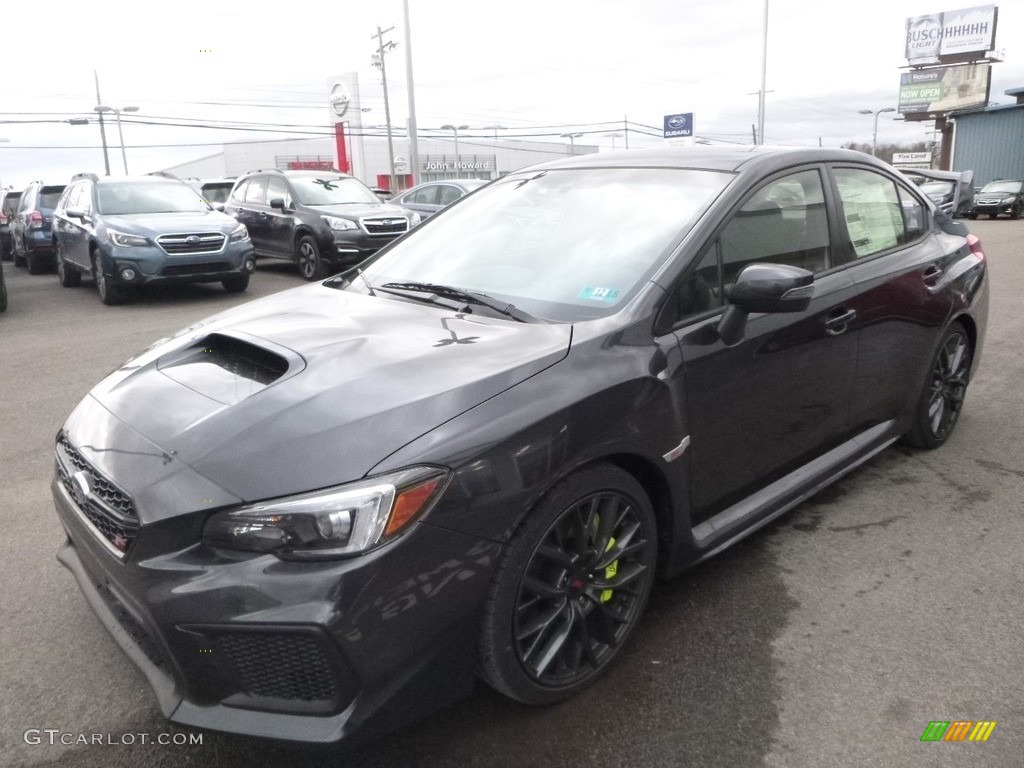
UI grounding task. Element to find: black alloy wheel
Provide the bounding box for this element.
[1011,203,1021,221]
[57,243,81,287]
[296,235,324,281]
[479,464,657,704]
[905,324,972,449]
[92,253,127,306]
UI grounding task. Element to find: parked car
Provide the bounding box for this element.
[902,169,974,217]
[223,169,420,280]
[192,178,235,211]
[11,180,67,273]
[51,173,255,305]
[1,189,23,261]
[968,179,1023,219]
[51,147,987,748]
[391,178,489,219]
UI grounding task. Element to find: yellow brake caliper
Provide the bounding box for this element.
[601,537,618,603]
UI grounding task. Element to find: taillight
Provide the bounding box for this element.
[966,233,985,261]
[28,211,44,229]
[0,212,7,225]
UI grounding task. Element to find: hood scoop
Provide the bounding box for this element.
[157,332,302,406]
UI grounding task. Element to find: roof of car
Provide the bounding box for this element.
[525,145,886,175]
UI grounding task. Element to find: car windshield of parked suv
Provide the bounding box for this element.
[291,175,382,206]
[96,181,211,215]
[918,180,954,199]
[979,180,1022,195]
[354,167,731,322]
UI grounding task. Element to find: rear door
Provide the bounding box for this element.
[827,165,957,434]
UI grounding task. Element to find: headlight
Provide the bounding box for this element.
[230,224,250,242]
[108,229,149,247]
[203,466,449,559]
[322,215,357,231]
[410,212,422,227]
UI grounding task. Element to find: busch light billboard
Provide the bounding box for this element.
[663,113,694,146]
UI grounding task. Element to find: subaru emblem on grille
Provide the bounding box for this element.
[71,471,92,504]
[186,235,200,245]
[382,220,392,226]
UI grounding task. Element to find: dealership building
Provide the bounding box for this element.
[160,133,598,192]
[950,86,1024,186]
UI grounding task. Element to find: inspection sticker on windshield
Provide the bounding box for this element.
[578,286,621,303]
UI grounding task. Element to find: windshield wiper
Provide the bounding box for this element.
[377,281,541,323]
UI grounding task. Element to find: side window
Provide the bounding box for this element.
[266,176,291,207]
[719,169,831,284]
[229,178,250,203]
[244,177,268,205]
[661,241,723,328]
[409,186,439,205]
[438,185,462,206]
[80,184,94,215]
[833,168,905,259]
[896,182,926,241]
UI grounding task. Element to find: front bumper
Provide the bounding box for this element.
[52,469,497,744]
[99,242,256,288]
[971,200,1017,217]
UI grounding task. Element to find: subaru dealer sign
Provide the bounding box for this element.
[663,113,694,139]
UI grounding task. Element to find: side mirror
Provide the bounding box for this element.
[718,263,814,346]
[269,197,287,211]
[66,207,86,220]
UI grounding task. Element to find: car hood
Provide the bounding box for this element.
[78,284,572,508]
[102,211,240,236]
[305,202,411,219]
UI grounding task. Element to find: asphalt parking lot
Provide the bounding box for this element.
[1,222,1022,768]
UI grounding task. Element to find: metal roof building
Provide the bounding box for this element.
[950,87,1024,187]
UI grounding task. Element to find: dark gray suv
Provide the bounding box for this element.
[224,169,419,280]
[52,174,256,305]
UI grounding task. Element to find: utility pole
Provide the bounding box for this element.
[93,70,111,176]
[371,25,398,192]
[757,0,769,144]
[403,0,419,187]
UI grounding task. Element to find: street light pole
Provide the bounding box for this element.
[440,124,469,160]
[93,70,111,176]
[560,132,583,155]
[858,107,896,157]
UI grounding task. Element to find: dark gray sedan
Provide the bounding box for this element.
[51,147,987,748]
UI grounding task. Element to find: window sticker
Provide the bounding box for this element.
[578,286,621,303]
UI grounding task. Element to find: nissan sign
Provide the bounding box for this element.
[330,82,351,118]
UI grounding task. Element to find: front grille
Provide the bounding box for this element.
[361,217,409,236]
[56,435,138,558]
[160,261,230,276]
[215,631,339,702]
[156,232,227,255]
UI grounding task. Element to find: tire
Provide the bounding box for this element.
[13,247,26,268]
[903,323,972,449]
[222,273,249,293]
[0,270,7,313]
[26,248,45,275]
[478,464,658,705]
[92,253,128,306]
[57,243,81,287]
[989,213,998,220]
[1011,204,1021,221]
[296,235,325,281]
[968,212,978,220]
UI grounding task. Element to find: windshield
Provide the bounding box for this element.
[918,181,954,198]
[96,182,211,215]
[291,175,381,206]
[356,166,731,322]
[980,181,1022,195]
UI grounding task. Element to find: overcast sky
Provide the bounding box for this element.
[1,0,1022,189]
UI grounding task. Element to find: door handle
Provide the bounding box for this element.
[922,264,942,286]
[825,308,857,336]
